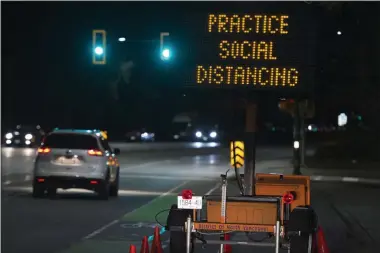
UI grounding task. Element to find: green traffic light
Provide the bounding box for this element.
[94,46,104,55]
[161,48,170,60]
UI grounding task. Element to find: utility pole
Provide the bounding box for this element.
[300,118,306,167]
[243,100,258,196]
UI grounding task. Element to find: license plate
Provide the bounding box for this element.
[15,140,20,144]
[57,157,80,165]
[177,196,203,209]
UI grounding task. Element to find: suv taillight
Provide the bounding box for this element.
[88,149,103,156]
[38,147,51,154]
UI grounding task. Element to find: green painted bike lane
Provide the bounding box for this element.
[59,180,219,253]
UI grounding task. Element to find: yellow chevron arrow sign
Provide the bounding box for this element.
[230,141,245,169]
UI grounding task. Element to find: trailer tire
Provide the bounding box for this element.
[288,206,318,253]
[290,233,316,253]
[167,204,194,253]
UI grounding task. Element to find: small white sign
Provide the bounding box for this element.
[177,196,203,209]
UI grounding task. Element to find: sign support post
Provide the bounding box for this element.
[244,100,257,196]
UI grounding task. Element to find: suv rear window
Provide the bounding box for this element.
[43,134,99,150]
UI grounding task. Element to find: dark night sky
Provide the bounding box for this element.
[2,2,380,132]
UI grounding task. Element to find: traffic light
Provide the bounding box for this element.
[92,29,106,65]
[278,99,315,119]
[160,32,170,61]
[278,99,296,116]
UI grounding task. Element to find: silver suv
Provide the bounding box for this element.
[33,129,120,200]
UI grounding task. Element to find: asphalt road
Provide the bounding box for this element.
[2,143,379,253]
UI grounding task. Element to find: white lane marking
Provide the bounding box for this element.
[162,239,170,249]
[120,160,172,171]
[120,174,216,181]
[205,182,222,195]
[342,177,359,182]
[4,180,12,185]
[81,180,189,240]
[82,220,119,240]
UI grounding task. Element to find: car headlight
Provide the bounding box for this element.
[25,133,33,140]
[141,132,149,138]
[195,131,202,138]
[5,133,13,139]
[210,131,217,138]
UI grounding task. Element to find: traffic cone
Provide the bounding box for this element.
[223,233,232,253]
[316,226,330,253]
[312,232,317,253]
[140,236,149,253]
[151,226,163,253]
[129,245,137,253]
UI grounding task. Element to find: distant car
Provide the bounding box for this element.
[172,130,190,141]
[192,127,219,142]
[4,125,45,147]
[125,128,155,142]
[171,123,192,141]
[32,129,121,200]
[125,130,141,142]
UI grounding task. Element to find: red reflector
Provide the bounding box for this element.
[37,178,45,182]
[38,148,51,154]
[282,192,294,204]
[223,233,232,253]
[88,150,103,156]
[181,189,193,200]
[90,180,98,184]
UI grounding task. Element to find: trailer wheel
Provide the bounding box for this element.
[288,206,318,253]
[167,204,194,253]
[290,233,316,253]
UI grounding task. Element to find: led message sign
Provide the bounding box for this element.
[189,10,316,92]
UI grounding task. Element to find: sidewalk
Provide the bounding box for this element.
[230,159,380,185]
[303,158,380,185]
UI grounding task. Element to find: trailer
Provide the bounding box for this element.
[166,172,318,253]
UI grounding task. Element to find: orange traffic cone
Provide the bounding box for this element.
[151,226,163,253]
[129,245,137,253]
[223,233,232,253]
[140,236,149,253]
[312,232,317,253]
[316,226,330,253]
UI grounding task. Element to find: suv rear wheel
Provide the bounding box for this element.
[109,169,120,197]
[98,172,110,200]
[32,184,45,198]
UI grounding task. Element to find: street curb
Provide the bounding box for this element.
[227,173,380,186]
[310,175,380,185]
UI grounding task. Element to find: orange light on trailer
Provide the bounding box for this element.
[37,178,45,182]
[90,180,98,185]
[282,192,295,204]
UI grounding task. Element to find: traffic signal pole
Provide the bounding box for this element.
[293,100,302,175]
[243,101,257,196]
[300,118,306,167]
